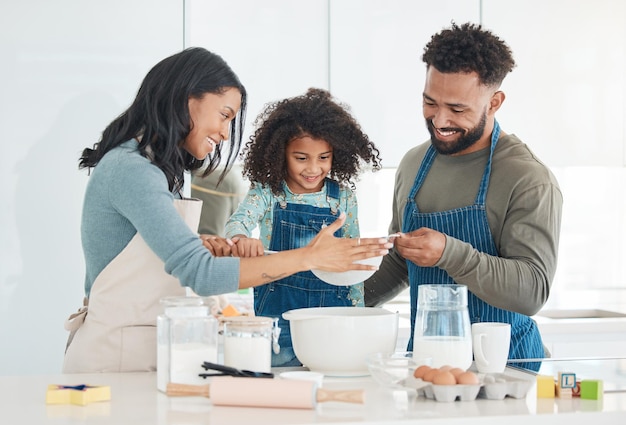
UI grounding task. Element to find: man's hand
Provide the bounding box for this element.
[394,227,446,267]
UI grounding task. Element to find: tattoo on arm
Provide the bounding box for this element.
[262,272,287,282]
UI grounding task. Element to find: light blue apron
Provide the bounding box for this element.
[254,179,353,367]
[403,121,544,371]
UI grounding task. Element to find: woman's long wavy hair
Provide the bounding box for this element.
[79,47,247,194]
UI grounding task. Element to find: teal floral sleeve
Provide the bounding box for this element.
[224,183,271,239]
[339,186,359,238]
[339,187,365,307]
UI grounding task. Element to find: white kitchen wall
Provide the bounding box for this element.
[185,0,330,142]
[483,0,626,167]
[329,0,479,166]
[0,0,184,375]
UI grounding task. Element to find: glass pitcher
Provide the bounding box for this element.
[156,296,218,392]
[412,284,472,370]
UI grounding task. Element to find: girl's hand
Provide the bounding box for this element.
[200,235,233,257]
[230,235,264,258]
[305,213,392,272]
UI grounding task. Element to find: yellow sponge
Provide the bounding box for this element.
[536,375,555,398]
[46,384,111,406]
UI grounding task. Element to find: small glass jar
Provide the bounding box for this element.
[222,316,280,373]
[157,296,218,392]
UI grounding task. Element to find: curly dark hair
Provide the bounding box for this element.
[240,88,382,196]
[422,22,516,87]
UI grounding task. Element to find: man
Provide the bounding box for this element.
[365,22,562,369]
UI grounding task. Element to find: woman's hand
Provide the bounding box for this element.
[200,235,233,257]
[304,213,392,272]
[230,235,265,258]
[236,213,393,289]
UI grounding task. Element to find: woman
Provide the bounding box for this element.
[63,47,390,373]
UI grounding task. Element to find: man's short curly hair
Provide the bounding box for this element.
[422,22,515,87]
[240,88,382,196]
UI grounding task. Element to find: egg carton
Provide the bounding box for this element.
[477,373,534,400]
[418,382,482,402]
[405,373,533,402]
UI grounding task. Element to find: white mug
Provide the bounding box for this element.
[471,322,511,374]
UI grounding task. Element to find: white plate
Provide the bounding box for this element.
[311,256,382,286]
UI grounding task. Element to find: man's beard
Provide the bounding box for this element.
[426,111,487,155]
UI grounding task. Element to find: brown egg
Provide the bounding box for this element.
[449,367,465,378]
[456,371,480,385]
[432,370,457,385]
[438,365,453,372]
[413,365,432,379]
[422,367,440,382]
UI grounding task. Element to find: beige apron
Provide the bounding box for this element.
[63,198,202,373]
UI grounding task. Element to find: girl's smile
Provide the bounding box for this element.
[284,135,333,194]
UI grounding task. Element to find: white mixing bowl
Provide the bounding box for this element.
[282,307,399,376]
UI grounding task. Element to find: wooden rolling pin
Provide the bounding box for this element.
[167,376,364,409]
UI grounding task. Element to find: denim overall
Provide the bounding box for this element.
[254,179,353,367]
[403,122,544,371]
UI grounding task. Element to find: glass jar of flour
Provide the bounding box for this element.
[222,316,280,373]
[157,296,218,392]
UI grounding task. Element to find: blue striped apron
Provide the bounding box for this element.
[403,121,543,371]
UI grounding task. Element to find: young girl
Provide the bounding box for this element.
[225,88,382,366]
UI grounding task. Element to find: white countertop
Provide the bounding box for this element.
[2,359,626,425]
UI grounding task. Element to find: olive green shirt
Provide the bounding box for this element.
[365,134,563,316]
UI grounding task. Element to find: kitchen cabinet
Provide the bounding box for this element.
[187,0,482,167]
[329,0,626,168]
[329,0,479,167]
[185,0,330,142]
[534,314,626,358]
[482,0,626,167]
